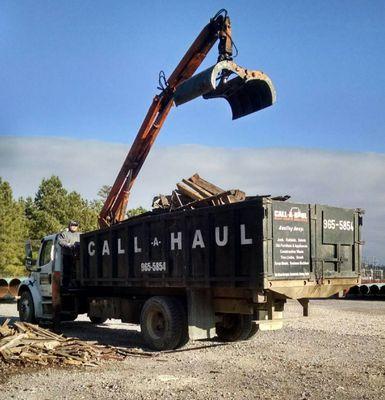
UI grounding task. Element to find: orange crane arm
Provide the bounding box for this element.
[98,11,233,228]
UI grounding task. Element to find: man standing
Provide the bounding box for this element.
[54,221,80,329]
[58,221,80,249]
[58,221,80,293]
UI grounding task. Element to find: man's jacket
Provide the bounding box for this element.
[58,229,80,248]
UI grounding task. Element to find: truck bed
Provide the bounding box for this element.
[78,198,361,299]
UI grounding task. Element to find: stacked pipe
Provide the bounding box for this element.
[0,277,22,301]
[370,284,380,295]
[347,283,385,298]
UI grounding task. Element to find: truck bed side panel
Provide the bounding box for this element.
[79,200,265,289]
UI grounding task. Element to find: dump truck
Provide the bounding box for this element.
[19,197,362,350]
[18,10,362,350]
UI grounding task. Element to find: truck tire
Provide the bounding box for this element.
[89,316,107,324]
[140,296,186,351]
[215,314,253,342]
[19,290,36,323]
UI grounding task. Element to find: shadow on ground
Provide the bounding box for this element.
[0,314,227,353]
[0,302,230,352]
[60,320,145,349]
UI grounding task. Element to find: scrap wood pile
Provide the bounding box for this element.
[152,173,290,212]
[0,319,154,369]
[152,173,246,211]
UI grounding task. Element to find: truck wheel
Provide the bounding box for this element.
[215,314,253,342]
[89,316,107,324]
[19,290,36,323]
[140,296,185,351]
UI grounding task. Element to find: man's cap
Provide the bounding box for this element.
[69,220,79,226]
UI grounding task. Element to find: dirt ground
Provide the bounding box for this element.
[0,299,384,400]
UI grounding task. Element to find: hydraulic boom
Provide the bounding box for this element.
[98,10,275,228]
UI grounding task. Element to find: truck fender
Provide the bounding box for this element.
[18,278,43,320]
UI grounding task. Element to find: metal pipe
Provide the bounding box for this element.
[369,284,380,296]
[348,285,359,295]
[359,285,369,296]
[8,278,21,297]
[0,279,8,299]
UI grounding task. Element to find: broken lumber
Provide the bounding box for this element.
[0,320,155,370]
[153,173,245,211]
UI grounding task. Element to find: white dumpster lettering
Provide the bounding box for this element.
[151,237,161,246]
[90,223,255,256]
[192,229,205,249]
[215,226,228,246]
[240,224,253,245]
[117,238,125,254]
[171,231,182,250]
[88,241,95,256]
[134,237,142,253]
[102,240,110,256]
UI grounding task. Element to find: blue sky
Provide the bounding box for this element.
[1,0,384,152]
[1,1,385,261]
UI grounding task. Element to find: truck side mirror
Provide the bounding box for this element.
[25,240,33,258]
[25,240,38,272]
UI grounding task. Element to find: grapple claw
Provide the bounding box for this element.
[173,60,276,119]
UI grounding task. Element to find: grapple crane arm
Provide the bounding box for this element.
[98,12,232,228]
[98,10,275,228]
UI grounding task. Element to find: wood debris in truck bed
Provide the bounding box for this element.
[152,173,290,212]
[0,319,155,370]
[152,173,246,211]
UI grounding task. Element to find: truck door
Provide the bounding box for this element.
[37,238,55,297]
[316,205,360,279]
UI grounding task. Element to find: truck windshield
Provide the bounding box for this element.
[39,240,54,266]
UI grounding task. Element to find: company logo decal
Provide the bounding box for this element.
[274,207,308,222]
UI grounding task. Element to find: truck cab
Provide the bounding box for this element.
[18,234,73,323]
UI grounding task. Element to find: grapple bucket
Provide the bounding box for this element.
[173,60,276,119]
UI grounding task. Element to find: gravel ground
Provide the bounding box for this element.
[0,299,384,400]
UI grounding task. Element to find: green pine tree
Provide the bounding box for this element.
[26,176,100,239]
[0,178,28,276]
[26,176,67,240]
[127,206,148,218]
[96,184,148,219]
